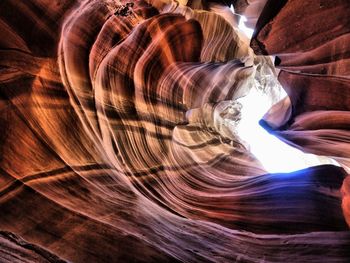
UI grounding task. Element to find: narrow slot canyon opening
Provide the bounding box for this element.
[229,5,340,173]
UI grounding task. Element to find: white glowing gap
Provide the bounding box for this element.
[235,89,339,173]
[230,5,254,38]
[226,4,339,173]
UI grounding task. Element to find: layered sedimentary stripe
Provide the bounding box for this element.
[1,0,350,262]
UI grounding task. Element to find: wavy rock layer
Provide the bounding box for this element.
[252,0,350,227]
[1,0,350,262]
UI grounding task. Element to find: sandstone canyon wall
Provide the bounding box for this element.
[0,0,350,262]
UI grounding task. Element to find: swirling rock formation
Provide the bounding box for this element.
[251,0,350,227]
[1,0,349,262]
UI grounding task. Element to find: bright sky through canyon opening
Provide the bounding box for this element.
[231,6,340,173]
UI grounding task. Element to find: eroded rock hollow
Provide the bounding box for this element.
[1,0,350,262]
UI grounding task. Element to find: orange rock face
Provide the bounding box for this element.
[0,0,349,262]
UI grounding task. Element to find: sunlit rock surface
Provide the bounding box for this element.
[251,0,350,227]
[0,0,349,262]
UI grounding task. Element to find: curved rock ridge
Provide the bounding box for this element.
[251,0,350,227]
[0,0,350,262]
[0,231,67,263]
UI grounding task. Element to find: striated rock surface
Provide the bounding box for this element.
[252,0,350,228]
[1,0,350,262]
